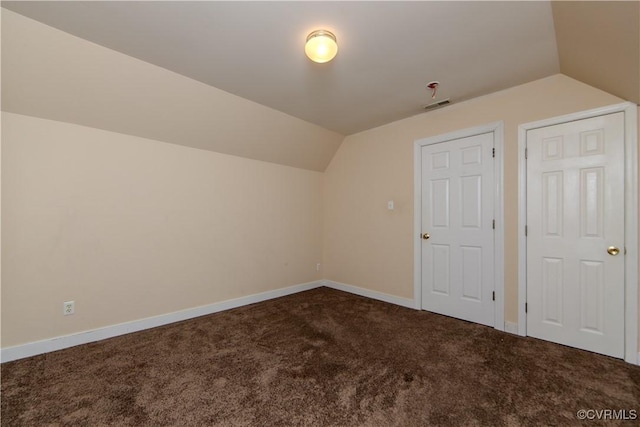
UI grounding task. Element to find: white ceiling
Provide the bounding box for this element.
[2,1,560,135]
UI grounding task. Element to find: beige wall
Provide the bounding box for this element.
[1,112,323,347]
[323,74,625,324]
[1,6,637,352]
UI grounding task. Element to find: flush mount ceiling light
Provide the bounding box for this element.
[305,30,338,63]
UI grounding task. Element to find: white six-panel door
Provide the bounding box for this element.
[526,112,625,358]
[421,132,495,326]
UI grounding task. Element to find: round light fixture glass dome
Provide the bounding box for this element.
[305,30,338,63]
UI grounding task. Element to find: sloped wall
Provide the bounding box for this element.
[1,9,343,172]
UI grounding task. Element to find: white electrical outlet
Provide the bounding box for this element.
[63,301,75,316]
[316,263,321,271]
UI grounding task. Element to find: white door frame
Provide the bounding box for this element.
[518,102,638,364]
[414,121,505,331]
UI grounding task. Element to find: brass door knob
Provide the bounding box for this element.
[607,246,620,256]
[422,233,430,240]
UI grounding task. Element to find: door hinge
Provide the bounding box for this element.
[525,225,528,236]
[492,219,495,230]
[525,148,528,159]
[492,291,495,301]
[492,148,495,158]
[525,303,528,313]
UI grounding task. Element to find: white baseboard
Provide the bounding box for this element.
[0,280,324,363]
[323,280,416,309]
[504,321,519,335]
[2,280,419,363]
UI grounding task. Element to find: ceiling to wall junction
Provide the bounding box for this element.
[2,1,636,171]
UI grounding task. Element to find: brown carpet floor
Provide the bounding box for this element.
[2,287,639,426]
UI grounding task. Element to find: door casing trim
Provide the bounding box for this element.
[414,121,505,331]
[517,102,638,364]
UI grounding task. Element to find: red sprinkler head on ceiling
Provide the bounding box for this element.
[426,81,440,99]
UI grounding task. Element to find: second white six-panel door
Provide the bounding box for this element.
[421,132,495,327]
[526,112,625,358]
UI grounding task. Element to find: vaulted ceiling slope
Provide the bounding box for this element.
[1,2,637,172]
[1,8,343,172]
[1,2,559,133]
[552,1,639,105]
